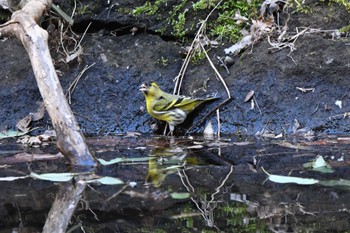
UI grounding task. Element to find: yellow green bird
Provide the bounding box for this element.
[140,82,218,135]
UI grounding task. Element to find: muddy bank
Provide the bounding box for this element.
[0,1,350,136]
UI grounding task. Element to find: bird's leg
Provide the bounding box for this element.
[169,124,175,136]
[163,124,168,135]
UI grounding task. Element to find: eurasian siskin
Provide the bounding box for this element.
[140,82,218,135]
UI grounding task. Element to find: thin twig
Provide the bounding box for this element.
[199,42,231,98]
[106,184,129,202]
[253,96,262,115]
[51,4,74,26]
[173,0,223,95]
[67,63,95,104]
[169,0,231,135]
[217,55,230,74]
[74,21,91,54]
[59,22,69,56]
[208,165,233,205]
[71,0,77,18]
[216,109,221,138]
[173,33,199,95]
[178,169,195,193]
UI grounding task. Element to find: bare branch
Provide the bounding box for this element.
[0,0,96,167]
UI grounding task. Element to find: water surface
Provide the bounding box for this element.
[0,135,349,232]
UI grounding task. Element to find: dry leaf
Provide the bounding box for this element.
[42,129,56,137]
[250,99,255,110]
[224,35,252,54]
[125,131,141,137]
[16,114,33,132]
[203,121,214,138]
[292,119,300,133]
[210,40,219,46]
[16,102,46,132]
[274,141,312,150]
[17,129,56,146]
[250,19,273,40]
[296,87,315,93]
[234,10,249,24]
[130,27,138,35]
[244,90,255,102]
[66,45,83,63]
[232,141,254,146]
[335,100,342,109]
[31,101,45,121]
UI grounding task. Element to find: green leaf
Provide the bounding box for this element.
[303,155,334,173]
[0,127,40,139]
[312,166,334,174]
[86,176,124,185]
[0,175,29,181]
[0,130,28,139]
[170,192,190,199]
[30,172,76,182]
[261,168,318,185]
[319,179,350,188]
[98,157,154,165]
[98,158,123,165]
[313,155,328,168]
[268,174,319,185]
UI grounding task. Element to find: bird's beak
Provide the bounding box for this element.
[139,83,147,92]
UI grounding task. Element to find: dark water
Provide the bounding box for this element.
[0,135,350,232]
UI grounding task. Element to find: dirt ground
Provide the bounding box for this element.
[0,1,350,136]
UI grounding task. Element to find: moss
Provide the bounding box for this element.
[210,0,261,41]
[133,2,158,16]
[76,4,91,15]
[289,0,313,14]
[131,0,261,42]
[339,24,350,33]
[132,0,167,16]
[171,8,189,38]
[191,50,206,64]
[332,0,350,11]
[193,0,217,10]
[0,11,10,22]
[157,56,169,66]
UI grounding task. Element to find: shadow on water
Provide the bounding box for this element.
[1,134,350,232]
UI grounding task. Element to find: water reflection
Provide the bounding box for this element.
[43,180,86,233]
[177,166,234,230]
[0,135,350,232]
[146,146,187,187]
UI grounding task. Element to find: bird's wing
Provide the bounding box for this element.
[160,96,203,112]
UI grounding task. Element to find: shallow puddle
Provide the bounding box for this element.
[0,135,350,232]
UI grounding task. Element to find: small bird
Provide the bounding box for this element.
[140,82,218,135]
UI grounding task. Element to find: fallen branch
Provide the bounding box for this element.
[0,0,96,167]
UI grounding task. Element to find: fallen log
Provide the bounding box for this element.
[0,0,96,167]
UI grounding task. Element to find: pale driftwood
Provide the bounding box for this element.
[42,180,86,233]
[0,0,96,167]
